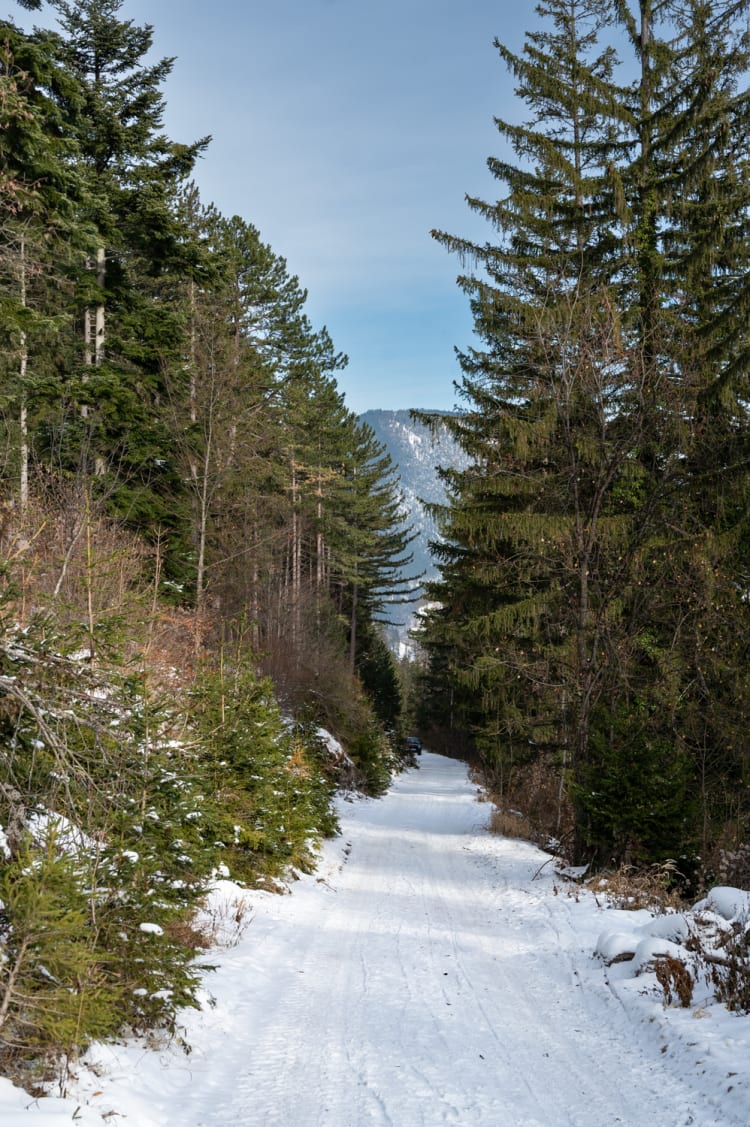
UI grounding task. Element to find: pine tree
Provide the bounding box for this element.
[633,0,750,859]
[0,833,116,1065]
[325,416,417,673]
[166,189,349,629]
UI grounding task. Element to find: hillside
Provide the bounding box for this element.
[360,409,469,649]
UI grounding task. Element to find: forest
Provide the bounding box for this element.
[0,0,415,1084]
[4,0,750,1094]
[416,0,750,882]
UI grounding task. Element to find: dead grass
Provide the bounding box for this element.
[654,955,694,1007]
[0,487,217,696]
[490,807,535,841]
[586,861,684,912]
[1,488,150,627]
[198,894,254,949]
[140,608,207,691]
[482,752,573,851]
[163,915,215,952]
[696,919,750,1013]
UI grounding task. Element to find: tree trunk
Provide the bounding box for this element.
[81,246,107,475]
[349,580,358,676]
[18,233,28,511]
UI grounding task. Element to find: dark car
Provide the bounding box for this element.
[404,736,422,755]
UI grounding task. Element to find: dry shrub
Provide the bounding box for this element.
[1,486,150,629]
[717,844,750,891]
[684,915,750,1013]
[259,593,373,738]
[163,915,215,952]
[141,608,207,690]
[490,807,535,841]
[705,920,750,1013]
[654,955,694,1007]
[0,486,215,691]
[587,861,684,912]
[692,825,750,892]
[199,895,253,949]
[484,751,573,850]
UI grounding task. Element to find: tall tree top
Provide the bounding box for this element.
[16,0,206,185]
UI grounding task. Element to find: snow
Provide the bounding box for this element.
[694,886,750,922]
[2,752,750,1125]
[25,810,98,856]
[594,922,692,969]
[138,923,164,936]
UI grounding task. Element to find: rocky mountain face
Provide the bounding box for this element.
[359,409,469,653]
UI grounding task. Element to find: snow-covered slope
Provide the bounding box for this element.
[360,409,470,652]
[361,408,468,586]
[7,753,749,1126]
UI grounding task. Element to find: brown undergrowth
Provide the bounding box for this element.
[0,491,216,696]
[586,862,685,913]
[480,753,574,853]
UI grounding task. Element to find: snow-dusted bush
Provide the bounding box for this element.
[0,613,348,1087]
[188,665,339,884]
[594,885,750,1014]
[0,620,218,1077]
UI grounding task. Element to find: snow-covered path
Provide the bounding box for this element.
[190,754,687,1127]
[7,751,748,1125]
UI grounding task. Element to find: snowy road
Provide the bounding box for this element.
[18,750,746,1126]
[89,750,736,1127]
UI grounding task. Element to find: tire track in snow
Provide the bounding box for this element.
[158,753,739,1127]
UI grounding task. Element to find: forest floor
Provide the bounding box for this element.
[3,751,750,1126]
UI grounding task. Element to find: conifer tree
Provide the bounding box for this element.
[423,0,750,865]
[629,0,750,856]
[16,0,207,549]
[326,417,416,672]
[0,0,411,1076]
[167,189,349,627]
[424,0,636,838]
[0,21,82,509]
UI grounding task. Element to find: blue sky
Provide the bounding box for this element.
[17,0,539,414]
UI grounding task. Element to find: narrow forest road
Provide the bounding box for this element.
[70,752,745,1126]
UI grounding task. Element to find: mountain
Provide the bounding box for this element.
[359,409,470,652]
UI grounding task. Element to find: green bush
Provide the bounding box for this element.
[0,621,214,1067]
[572,702,696,867]
[348,723,397,797]
[189,664,339,884]
[0,833,118,1075]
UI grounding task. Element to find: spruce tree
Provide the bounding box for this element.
[423,0,750,865]
[15,0,207,554]
[326,416,417,671]
[0,21,82,510]
[424,0,638,846]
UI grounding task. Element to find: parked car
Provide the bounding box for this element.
[404,736,422,755]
